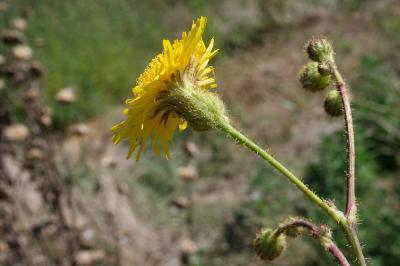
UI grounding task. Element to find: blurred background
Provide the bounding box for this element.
[0,0,399,265]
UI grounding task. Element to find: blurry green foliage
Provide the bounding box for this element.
[376,8,400,45]
[2,0,175,125]
[353,56,400,171]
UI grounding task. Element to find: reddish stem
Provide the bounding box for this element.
[328,242,351,266]
[276,218,351,265]
[337,82,356,221]
[276,219,318,236]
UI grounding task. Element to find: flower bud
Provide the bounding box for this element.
[253,228,287,261]
[324,90,343,117]
[318,63,331,76]
[306,37,334,63]
[164,81,229,131]
[300,62,332,92]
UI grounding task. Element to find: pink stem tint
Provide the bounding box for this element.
[328,242,351,266]
[337,82,356,221]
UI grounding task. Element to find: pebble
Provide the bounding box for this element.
[0,79,4,91]
[27,148,45,160]
[0,54,5,65]
[11,18,27,31]
[12,45,33,60]
[56,87,77,104]
[177,165,199,181]
[2,124,30,141]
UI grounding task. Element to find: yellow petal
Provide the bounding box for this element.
[179,120,188,131]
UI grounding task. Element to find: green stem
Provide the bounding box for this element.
[217,122,342,222]
[217,121,366,266]
[341,221,366,266]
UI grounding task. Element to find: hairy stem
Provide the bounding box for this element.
[217,122,366,266]
[217,122,342,223]
[327,241,351,266]
[332,65,356,222]
[276,219,319,236]
[331,63,366,266]
[341,221,366,266]
[276,218,350,265]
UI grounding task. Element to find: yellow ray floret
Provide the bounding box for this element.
[111,17,219,160]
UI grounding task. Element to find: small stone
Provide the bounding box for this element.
[69,123,89,136]
[180,238,198,256]
[27,148,44,160]
[0,54,5,65]
[79,228,96,248]
[171,196,189,209]
[177,165,199,181]
[1,30,24,45]
[12,45,33,60]
[56,87,77,104]
[2,124,30,141]
[0,241,9,254]
[0,79,4,91]
[75,250,105,266]
[11,18,27,31]
[183,141,199,157]
[40,115,52,127]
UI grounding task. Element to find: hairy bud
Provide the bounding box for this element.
[300,62,332,92]
[324,90,343,117]
[306,37,334,63]
[253,228,287,261]
[164,81,229,131]
[318,63,331,76]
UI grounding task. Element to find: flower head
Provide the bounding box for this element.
[112,17,220,160]
[253,228,287,261]
[324,89,343,117]
[306,37,334,63]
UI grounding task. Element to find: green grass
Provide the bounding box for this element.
[13,0,171,124]
[4,0,235,125]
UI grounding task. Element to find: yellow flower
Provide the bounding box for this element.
[112,17,219,160]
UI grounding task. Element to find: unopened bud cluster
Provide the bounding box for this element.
[300,62,331,92]
[300,37,344,117]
